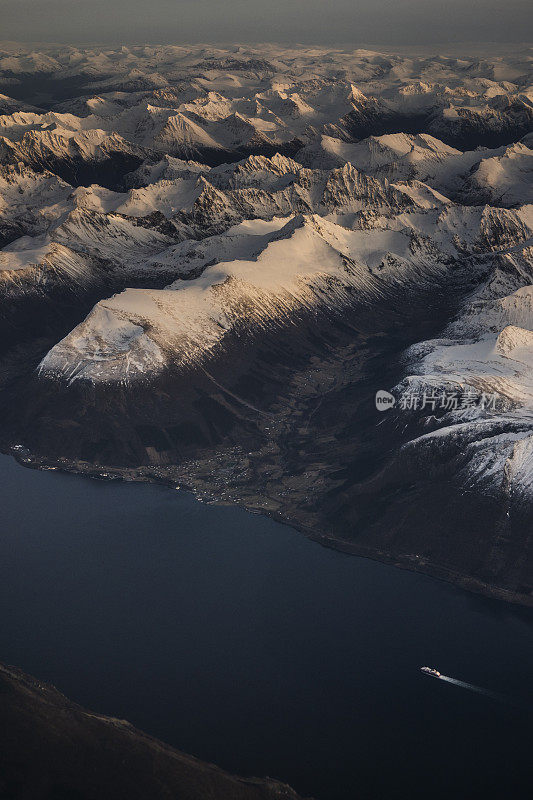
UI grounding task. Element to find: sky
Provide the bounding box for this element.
[0,0,531,45]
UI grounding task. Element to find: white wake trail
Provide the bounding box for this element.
[422,670,509,705]
[436,675,506,703]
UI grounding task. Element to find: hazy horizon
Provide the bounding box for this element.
[1,0,531,46]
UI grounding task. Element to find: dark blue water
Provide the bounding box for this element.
[1,454,532,800]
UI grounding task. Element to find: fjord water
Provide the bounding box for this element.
[1,454,532,800]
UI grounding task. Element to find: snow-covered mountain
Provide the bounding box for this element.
[0,151,440,296]
[38,213,454,382]
[1,42,533,602]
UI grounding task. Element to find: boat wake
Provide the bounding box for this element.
[420,667,508,704]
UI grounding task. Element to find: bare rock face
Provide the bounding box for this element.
[0,663,306,800]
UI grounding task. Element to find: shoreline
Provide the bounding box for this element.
[8,447,533,610]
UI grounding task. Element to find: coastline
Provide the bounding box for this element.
[8,447,533,609]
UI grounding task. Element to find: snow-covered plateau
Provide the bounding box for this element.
[1,42,533,601]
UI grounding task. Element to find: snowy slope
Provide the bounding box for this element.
[38,212,472,383]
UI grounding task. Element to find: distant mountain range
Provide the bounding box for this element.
[1,42,533,605]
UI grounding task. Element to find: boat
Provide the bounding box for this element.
[420,667,441,678]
